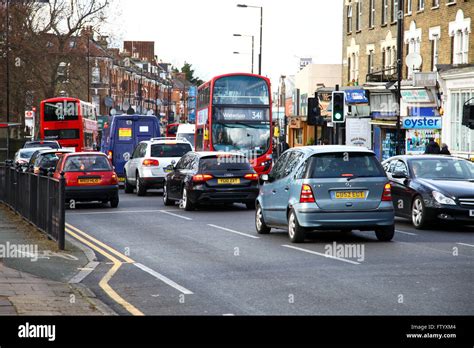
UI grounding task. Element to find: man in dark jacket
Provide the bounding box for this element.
[440,143,451,155]
[424,139,440,154]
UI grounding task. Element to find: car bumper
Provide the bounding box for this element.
[425,205,474,223]
[294,204,395,230]
[141,177,165,188]
[189,187,259,204]
[65,185,119,202]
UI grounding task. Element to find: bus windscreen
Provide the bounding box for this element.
[43,101,79,122]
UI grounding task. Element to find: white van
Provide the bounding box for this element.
[176,124,195,149]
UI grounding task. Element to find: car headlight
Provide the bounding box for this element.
[432,191,456,205]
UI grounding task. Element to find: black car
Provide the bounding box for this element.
[163,152,260,211]
[26,149,73,175]
[383,155,474,228]
[23,140,61,150]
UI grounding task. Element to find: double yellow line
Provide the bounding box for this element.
[66,223,144,316]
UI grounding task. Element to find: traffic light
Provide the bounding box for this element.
[332,91,345,123]
[307,97,322,126]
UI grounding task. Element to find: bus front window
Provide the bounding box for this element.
[212,123,270,156]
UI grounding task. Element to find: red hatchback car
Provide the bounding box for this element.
[54,152,119,208]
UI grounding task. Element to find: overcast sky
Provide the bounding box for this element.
[108,0,343,86]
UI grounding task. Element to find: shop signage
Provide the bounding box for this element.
[345,90,368,104]
[401,90,431,103]
[345,118,372,149]
[289,118,301,129]
[402,117,442,129]
[413,72,437,87]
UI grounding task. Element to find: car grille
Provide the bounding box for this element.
[458,198,474,208]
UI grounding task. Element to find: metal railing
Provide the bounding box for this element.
[0,165,66,250]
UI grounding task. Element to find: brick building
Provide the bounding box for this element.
[342,0,473,85]
[123,41,156,62]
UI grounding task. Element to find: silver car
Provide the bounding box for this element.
[256,146,395,243]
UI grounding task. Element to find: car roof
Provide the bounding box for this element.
[145,137,192,145]
[177,124,195,131]
[25,140,58,144]
[36,149,73,155]
[63,152,106,157]
[194,151,247,159]
[384,155,470,162]
[289,145,375,155]
[20,147,51,152]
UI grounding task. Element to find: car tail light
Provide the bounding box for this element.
[244,173,259,181]
[382,183,392,201]
[142,159,159,167]
[300,184,315,203]
[107,151,113,160]
[192,174,213,183]
[111,173,118,185]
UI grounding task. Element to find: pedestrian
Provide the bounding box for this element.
[424,138,440,154]
[440,143,451,155]
[280,139,289,153]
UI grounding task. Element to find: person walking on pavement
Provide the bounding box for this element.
[424,138,440,154]
[440,143,451,155]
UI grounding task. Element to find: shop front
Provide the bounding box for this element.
[403,116,442,154]
[368,89,402,161]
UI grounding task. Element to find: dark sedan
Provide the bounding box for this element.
[163,152,260,211]
[26,149,73,175]
[383,155,474,228]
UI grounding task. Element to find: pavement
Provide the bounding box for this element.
[0,204,115,315]
[65,190,474,316]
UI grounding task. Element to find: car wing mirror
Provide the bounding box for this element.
[392,171,408,179]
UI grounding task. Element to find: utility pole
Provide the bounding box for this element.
[258,6,263,75]
[396,0,405,155]
[87,28,91,103]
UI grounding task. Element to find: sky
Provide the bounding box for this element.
[107,0,343,87]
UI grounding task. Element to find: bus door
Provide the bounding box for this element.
[134,118,156,145]
[113,118,135,178]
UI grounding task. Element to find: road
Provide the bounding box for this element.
[65,190,474,316]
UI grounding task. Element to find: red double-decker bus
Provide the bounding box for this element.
[195,73,273,174]
[40,97,99,152]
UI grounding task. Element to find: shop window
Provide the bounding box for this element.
[450,90,474,153]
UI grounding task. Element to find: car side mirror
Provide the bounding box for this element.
[171,160,176,166]
[5,159,13,167]
[392,170,408,179]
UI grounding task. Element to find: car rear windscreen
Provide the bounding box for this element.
[200,156,252,171]
[64,156,111,172]
[24,142,59,149]
[308,152,385,178]
[151,144,192,158]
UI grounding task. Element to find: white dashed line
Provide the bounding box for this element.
[282,245,361,265]
[457,243,474,248]
[395,230,418,236]
[207,224,260,239]
[159,210,193,221]
[134,263,193,295]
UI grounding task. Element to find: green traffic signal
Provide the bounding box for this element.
[331,91,345,123]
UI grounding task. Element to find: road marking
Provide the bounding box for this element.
[67,210,164,215]
[457,243,474,248]
[282,245,361,265]
[67,223,194,302]
[395,230,418,236]
[66,223,134,263]
[134,263,193,295]
[207,224,260,239]
[65,228,144,316]
[159,210,193,221]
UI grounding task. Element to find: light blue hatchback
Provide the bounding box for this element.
[255,146,395,243]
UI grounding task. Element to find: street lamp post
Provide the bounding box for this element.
[237,4,262,75]
[233,34,254,74]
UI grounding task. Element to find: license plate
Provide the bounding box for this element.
[118,177,125,182]
[335,191,365,199]
[470,210,474,217]
[164,168,173,173]
[218,178,241,185]
[78,179,101,184]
